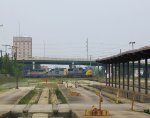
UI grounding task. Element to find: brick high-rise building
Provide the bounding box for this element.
[13,37,32,60]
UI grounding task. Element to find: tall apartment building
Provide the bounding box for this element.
[13,37,32,60]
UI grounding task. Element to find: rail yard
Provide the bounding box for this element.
[0,78,149,118]
[0,1,150,118]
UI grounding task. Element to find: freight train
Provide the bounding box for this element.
[48,67,93,77]
[25,67,93,78]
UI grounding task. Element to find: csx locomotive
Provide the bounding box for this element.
[48,67,93,77]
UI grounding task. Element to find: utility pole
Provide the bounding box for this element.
[0,50,3,58]
[2,44,10,56]
[86,38,89,60]
[12,46,18,89]
[18,22,21,36]
[120,49,122,55]
[15,46,18,89]
[12,46,18,60]
[129,42,135,50]
[89,55,92,66]
[8,47,13,60]
[43,40,45,58]
[0,25,3,57]
[0,50,6,58]
[9,46,16,60]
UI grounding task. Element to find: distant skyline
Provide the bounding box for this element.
[0,0,150,59]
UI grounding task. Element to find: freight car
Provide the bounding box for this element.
[68,67,93,77]
[48,68,68,77]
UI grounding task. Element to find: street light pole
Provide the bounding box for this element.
[129,42,135,50]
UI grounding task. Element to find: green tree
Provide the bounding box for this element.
[1,55,9,74]
[0,54,23,88]
[13,61,23,89]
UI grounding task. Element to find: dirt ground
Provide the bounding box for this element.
[0,87,33,104]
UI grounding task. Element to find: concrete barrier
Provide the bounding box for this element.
[38,88,49,104]
[32,88,49,118]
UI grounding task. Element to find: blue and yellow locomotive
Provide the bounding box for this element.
[48,67,93,77]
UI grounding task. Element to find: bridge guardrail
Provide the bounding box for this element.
[17,57,96,61]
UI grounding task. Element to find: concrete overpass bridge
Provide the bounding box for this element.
[17,57,99,69]
[17,57,149,69]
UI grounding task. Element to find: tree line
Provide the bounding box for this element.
[0,54,23,78]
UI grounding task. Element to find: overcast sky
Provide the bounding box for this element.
[0,0,150,59]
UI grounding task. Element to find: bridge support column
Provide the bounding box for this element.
[108,64,110,86]
[138,60,141,92]
[98,64,100,76]
[69,64,72,69]
[132,61,135,92]
[145,58,148,94]
[111,64,114,87]
[127,61,130,91]
[69,62,75,69]
[114,63,117,88]
[118,63,121,88]
[105,64,107,86]
[32,61,35,70]
[123,62,125,90]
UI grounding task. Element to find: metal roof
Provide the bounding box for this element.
[96,46,150,63]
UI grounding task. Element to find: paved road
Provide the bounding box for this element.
[59,83,112,105]
[0,88,30,104]
[75,87,112,104]
[0,104,149,118]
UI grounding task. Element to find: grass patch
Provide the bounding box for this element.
[0,77,28,84]
[36,83,58,89]
[55,88,67,104]
[30,88,42,104]
[19,89,36,104]
[0,82,29,92]
[0,77,30,91]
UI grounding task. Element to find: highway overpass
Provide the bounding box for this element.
[17,57,99,66]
